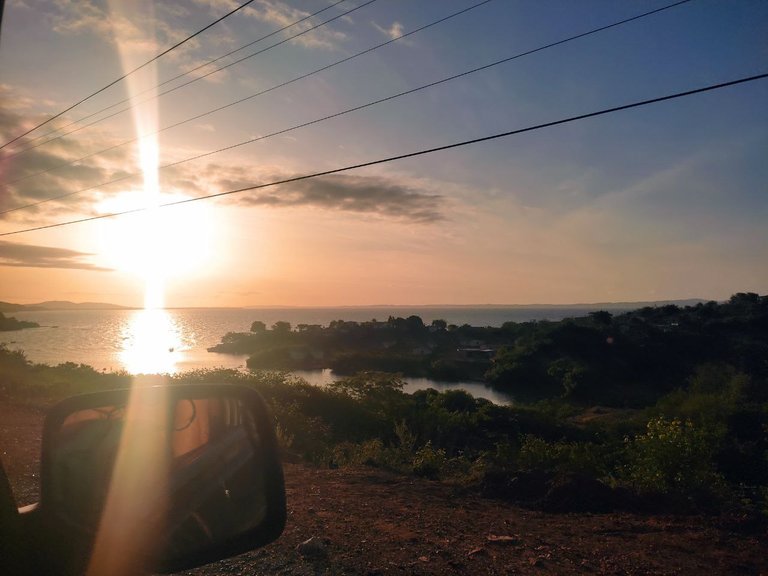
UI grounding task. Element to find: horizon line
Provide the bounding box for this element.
[3,297,722,311]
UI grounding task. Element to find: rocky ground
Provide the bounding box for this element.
[1,401,766,575]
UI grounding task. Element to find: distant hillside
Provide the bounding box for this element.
[0,301,131,312]
[492,299,710,310]
[0,302,28,312]
[306,299,710,310]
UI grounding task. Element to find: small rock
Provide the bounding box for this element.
[487,534,520,545]
[296,536,328,559]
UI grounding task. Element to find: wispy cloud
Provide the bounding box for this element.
[191,0,348,50]
[46,0,198,60]
[372,20,404,41]
[254,0,348,49]
[0,240,111,270]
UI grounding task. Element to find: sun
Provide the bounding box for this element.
[95,191,216,281]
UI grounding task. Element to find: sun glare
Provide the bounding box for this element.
[119,308,186,374]
[96,192,215,282]
[92,0,221,311]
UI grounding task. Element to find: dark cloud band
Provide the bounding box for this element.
[0,240,110,271]
[226,173,445,222]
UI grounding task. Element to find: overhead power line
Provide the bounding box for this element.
[0,0,258,150]
[1,0,691,215]
[1,72,765,239]
[10,0,350,155]
[4,0,379,160]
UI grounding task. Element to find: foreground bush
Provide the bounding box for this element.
[624,416,725,502]
[1,347,765,517]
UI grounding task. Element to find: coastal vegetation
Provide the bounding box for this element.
[211,293,768,405]
[1,293,767,521]
[0,312,39,332]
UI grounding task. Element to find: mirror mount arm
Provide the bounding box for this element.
[0,457,17,518]
[1,458,24,574]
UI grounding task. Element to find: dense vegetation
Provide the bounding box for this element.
[1,293,766,521]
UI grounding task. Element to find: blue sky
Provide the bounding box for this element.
[0,0,766,307]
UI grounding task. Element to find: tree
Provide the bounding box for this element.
[250,320,266,333]
[406,315,425,333]
[272,321,292,333]
[431,319,447,330]
[588,310,612,326]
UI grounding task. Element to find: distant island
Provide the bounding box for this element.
[0,300,133,312]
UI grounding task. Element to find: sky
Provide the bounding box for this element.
[0,0,766,308]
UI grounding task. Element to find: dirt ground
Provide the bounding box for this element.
[1,401,766,575]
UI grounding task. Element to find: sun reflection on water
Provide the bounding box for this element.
[119,308,185,375]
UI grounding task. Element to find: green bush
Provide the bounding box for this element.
[411,442,448,479]
[624,416,724,497]
[655,363,746,429]
[517,434,609,477]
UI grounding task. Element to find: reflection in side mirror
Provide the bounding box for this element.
[40,384,286,574]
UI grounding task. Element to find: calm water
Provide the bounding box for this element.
[2,306,608,404]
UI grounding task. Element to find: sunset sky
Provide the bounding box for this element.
[0,0,766,308]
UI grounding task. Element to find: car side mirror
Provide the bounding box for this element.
[38,384,285,574]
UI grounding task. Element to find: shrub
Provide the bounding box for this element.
[624,416,724,498]
[517,435,609,477]
[411,442,448,479]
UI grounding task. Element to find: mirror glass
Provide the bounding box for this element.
[46,389,274,570]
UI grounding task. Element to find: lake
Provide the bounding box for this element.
[2,306,613,405]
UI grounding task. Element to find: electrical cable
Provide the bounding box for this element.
[0,0,691,215]
[3,0,379,160]
[1,71,764,238]
[0,0,258,150]
[10,0,350,154]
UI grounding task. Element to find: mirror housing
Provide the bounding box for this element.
[38,384,285,574]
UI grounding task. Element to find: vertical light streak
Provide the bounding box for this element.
[86,380,169,576]
[88,3,171,574]
[104,0,164,311]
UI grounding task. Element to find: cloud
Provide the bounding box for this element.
[0,101,139,217]
[0,240,111,271]
[0,85,446,225]
[229,172,445,222]
[373,20,404,41]
[47,0,232,54]
[46,0,197,60]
